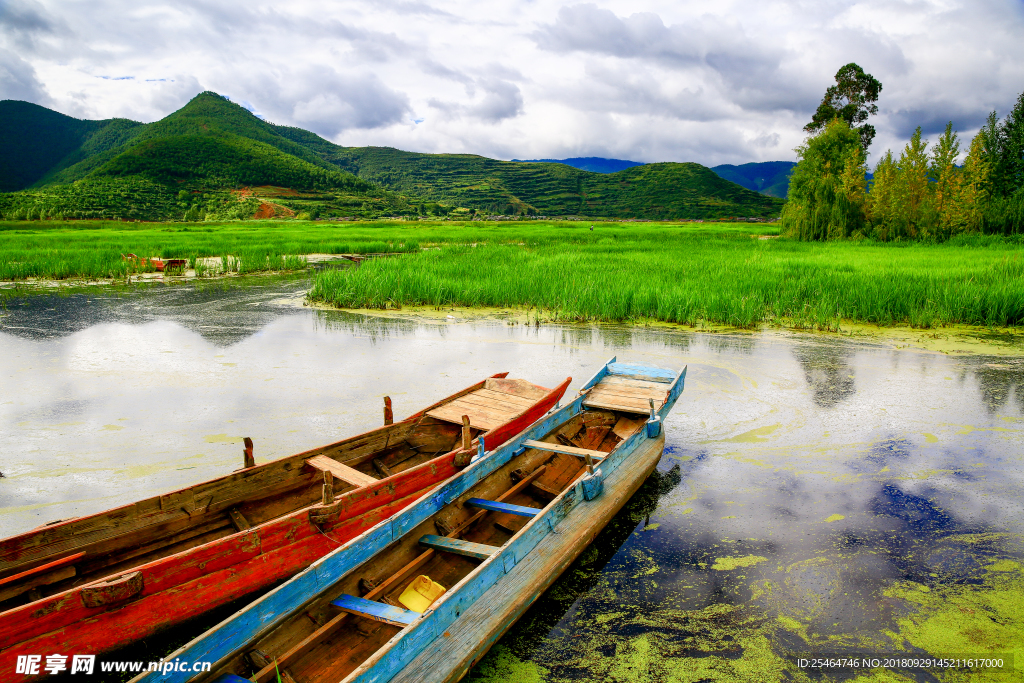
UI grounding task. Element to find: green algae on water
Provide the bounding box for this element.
[465,645,548,683]
[712,555,768,571]
[882,558,1024,682]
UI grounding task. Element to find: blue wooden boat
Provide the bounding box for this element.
[131,357,686,683]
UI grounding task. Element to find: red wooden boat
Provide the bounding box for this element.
[0,373,569,675]
[121,253,188,272]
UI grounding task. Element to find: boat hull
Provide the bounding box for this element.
[0,377,569,676]
[390,433,664,683]
[123,360,683,683]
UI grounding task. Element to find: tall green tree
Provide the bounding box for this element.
[995,91,1024,196]
[943,131,990,235]
[805,63,883,150]
[781,119,868,241]
[928,122,960,238]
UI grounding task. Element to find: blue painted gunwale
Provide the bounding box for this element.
[137,361,684,683]
[347,363,686,683]
[465,498,540,517]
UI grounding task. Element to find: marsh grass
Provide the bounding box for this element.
[0,218,749,282]
[5,219,1022,329]
[309,233,1024,329]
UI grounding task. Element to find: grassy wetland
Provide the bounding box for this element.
[3,219,1023,333]
[306,222,1024,331]
[0,219,422,281]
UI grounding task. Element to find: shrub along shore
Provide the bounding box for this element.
[2,219,1022,330]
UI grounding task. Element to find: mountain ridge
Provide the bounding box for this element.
[511,157,645,174]
[0,92,784,220]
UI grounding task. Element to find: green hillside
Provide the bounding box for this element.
[324,148,782,218]
[0,93,412,221]
[1,92,784,221]
[0,101,143,192]
[711,161,796,198]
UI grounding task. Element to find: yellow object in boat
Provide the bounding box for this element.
[399,575,446,612]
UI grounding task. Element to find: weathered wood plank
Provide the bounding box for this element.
[227,509,251,532]
[331,594,419,627]
[405,420,461,453]
[306,456,379,488]
[522,440,607,460]
[444,393,524,418]
[437,396,520,421]
[587,384,663,400]
[424,405,502,430]
[583,397,652,414]
[579,426,610,450]
[585,393,661,412]
[470,389,535,408]
[0,551,83,588]
[464,499,540,518]
[482,378,549,400]
[418,535,498,560]
[612,416,645,440]
[587,385,661,401]
[0,563,77,603]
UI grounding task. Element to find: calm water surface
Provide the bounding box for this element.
[1,277,1022,682]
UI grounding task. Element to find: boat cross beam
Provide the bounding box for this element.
[522,439,607,461]
[418,535,499,560]
[331,594,419,627]
[465,498,540,518]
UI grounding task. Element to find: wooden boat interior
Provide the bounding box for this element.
[203,405,652,683]
[0,377,550,610]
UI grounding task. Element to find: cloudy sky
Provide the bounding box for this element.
[2,0,1024,166]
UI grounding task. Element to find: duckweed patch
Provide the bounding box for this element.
[882,559,1024,681]
[712,555,769,571]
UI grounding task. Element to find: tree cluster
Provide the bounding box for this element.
[784,84,1024,241]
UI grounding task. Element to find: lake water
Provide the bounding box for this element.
[1,276,1022,681]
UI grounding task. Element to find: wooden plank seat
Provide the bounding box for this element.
[465,499,540,517]
[522,439,607,461]
[424,379,542,431]
[418,535,498,560]
[331,594,419,627]
[584,374,669,415]
[305,455,378,488]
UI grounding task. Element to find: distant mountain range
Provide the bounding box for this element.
[521,157,796,198]
[710,162,796,198]
[0,93,784,221]
[512,157,646,174]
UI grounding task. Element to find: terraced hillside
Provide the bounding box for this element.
[711,161,797,198]
[1,92,784,220]
[319,147,782,218]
